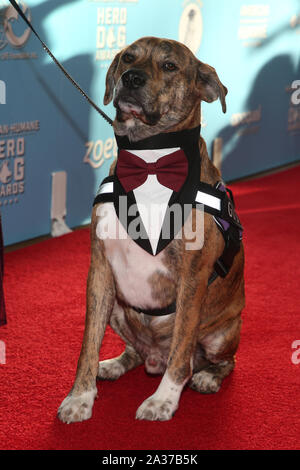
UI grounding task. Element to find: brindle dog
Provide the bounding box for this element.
[58,37,245,422]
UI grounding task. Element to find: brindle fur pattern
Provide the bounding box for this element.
[58,37,245,423]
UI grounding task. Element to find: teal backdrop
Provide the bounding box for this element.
[0,0,299,245]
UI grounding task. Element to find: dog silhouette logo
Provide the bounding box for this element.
[0,161,12,184]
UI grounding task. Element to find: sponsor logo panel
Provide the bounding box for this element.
[0,120,40,207]
[238,4,270,47]
[0,1,37,60]
[90,0,139,68]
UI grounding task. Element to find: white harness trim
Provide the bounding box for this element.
[97,182,223,211]
[195,191,221,210]
[96,181,114,195]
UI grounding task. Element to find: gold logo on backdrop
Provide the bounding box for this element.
[231,105,262,136]
[95,6,127,66]
[290,13,300,32]
[238,4,270,47]
[0,1,37,59]
[0,79,5,104]
[83,137,117,169]
[0,120,40,207]
[4,0,31,48]
[179,0,203,54]
[286,81,300,134]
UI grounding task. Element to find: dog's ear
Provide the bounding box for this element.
[196,61,228,113]
[103,52,121,105]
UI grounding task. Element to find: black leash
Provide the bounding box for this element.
[7,0,113,126]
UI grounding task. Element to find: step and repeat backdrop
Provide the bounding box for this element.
[0,0,299,245]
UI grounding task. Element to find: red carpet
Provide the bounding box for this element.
[0,165,300,450]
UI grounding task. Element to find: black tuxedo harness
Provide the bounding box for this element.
[93,126,243,316]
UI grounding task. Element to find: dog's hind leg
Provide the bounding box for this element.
[97,301,144,380]
[98,344,143,380]
[189,360,235,393]
[189,316,241,393]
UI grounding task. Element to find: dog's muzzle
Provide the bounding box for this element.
[115,69,162,126]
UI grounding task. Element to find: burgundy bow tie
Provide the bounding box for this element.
[116,149,188,193]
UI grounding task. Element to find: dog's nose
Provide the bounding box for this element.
[122,70,146,89]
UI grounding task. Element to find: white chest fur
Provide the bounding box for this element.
[96,202,170,309]
[95,147,178,309]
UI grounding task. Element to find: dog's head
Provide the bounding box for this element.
[104,37,227,141]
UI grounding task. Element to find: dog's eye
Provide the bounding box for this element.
[122,53,135,64]
[163,62,178,72]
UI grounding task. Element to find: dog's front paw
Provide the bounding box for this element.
[57,388,97,424]
[136,397,177,421]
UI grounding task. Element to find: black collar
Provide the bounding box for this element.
[115,125,201,150]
